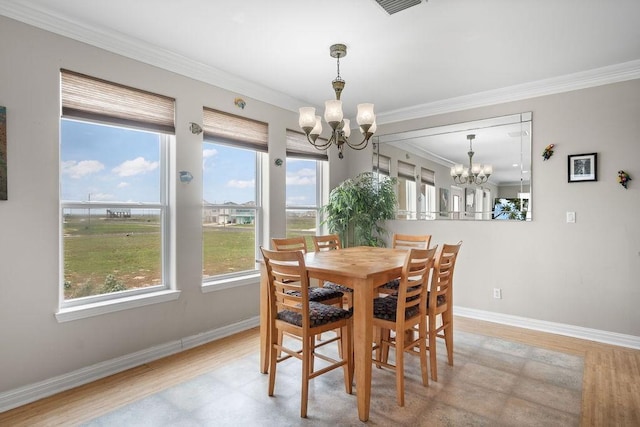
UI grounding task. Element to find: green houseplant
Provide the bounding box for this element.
[322,172,397,247]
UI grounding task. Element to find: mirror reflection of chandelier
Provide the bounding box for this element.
[450,134,493,185]
[298,44,376,159]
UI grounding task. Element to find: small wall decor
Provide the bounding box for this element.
[568,153,597,182]
[0,106,6,200]
[542,143,555,160]
[189,122,203,135]
[179,171,193,183]
[274,158,283,167]
[617,170,631,189]
[439,187,450,218]
[234,97,246,109]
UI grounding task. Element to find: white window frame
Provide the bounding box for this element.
[285,158,326,236]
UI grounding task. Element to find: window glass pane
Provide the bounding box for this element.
[61,120,161,203]
[202,142,257,279]
[286,158,316,207]
[62,207,162,299]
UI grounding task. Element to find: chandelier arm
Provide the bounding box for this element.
[305,133,333,149]
[344,135,371,149]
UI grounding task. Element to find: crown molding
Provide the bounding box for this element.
[378,59,640,124]
[2,2,639,124]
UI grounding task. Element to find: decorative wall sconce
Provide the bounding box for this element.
[542,144,555,161]
[234,97,246,109]
[618,170,631,189]
[179,171,193,183]
[189,122,203,135]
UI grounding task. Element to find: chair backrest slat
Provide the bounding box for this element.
[396,247,438,319]
[261,247,310,321]
[312,234,341,252]
[271,236,308,253]
[429,241,462,310]
[392,234,432,250]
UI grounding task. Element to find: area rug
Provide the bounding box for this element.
[81,330,584,426]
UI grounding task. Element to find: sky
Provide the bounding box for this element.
[61,119,317,206]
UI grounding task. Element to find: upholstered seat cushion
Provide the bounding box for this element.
[379,278,400,291]
[277,301,353,327]
[426,292,446,307]
[286,286,343,302]
[373,296,419,321]
[323,281,353,294]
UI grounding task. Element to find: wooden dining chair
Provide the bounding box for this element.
[271,236,344,306]
[260,247,353,418]
[378,233,432,295]
[311,234,353,308]
[423,241,462,381]
[371,246,437,406]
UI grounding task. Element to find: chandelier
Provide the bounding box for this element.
[298,44,376,159]
[450,134,493,185]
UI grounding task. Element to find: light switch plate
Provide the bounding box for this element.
[566,211,576,223]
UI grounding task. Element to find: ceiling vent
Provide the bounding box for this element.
[373,0,424,15]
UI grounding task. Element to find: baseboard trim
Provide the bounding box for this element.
[0,316,259,413]
[455,307,640,350]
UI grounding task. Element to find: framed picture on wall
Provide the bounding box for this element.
[439,187,450,217]
[568,153,597,182]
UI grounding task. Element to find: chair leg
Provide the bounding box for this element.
[381,328,391,364]
[395,328,405,407]
[341,323,353,394]
[268,329,278,396]
[428,315,438,382]
[419,322,429,387]
[301,334,311,418]
[444,312,454,366]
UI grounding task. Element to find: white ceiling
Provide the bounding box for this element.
[2,0,639,126]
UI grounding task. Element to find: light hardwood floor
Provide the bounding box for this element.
[1,317,639,426]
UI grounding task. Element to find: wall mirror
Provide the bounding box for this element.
[373,112,532,221]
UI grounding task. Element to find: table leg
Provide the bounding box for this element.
[259,264,269,374]
[352,278,373,421]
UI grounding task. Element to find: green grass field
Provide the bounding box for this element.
[63,215,317,299]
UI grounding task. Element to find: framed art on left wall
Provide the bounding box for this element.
[0,106,6,200]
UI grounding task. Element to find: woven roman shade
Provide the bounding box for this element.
[398,160,416,180]
[202,107,268,152]
[61,69,175,134]
[374,154,390,175]
[420,167,435,186]
[286,129,328,161]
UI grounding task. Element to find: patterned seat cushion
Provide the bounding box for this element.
[285,286,343,302]
[373,296,419,321]
[277,301,353,327]
[323,281,353,294]
[426,292,446,308]
[379,278,400,291]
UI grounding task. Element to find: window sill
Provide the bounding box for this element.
[55,290,181,322]
[202,272,260,293]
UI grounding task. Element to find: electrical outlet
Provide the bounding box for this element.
[493,288,502,299]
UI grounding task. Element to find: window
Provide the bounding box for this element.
[397,160,416,220]
[285,130,327,246]
[373,153,390,178]
[419,167,436,220]
[202,108,267,283]
[60,70,174,306]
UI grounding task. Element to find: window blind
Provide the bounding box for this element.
[398,160,416,180]
[286,129,328,161]
[61,69,175,134]
[374,154,391,175]
[420,167,435,186]
[202,107,268,152]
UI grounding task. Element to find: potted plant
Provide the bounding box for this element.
[322,172,397,247]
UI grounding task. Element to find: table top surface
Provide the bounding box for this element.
[304,246,407,280]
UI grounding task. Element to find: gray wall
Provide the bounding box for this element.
[1,15,639,402]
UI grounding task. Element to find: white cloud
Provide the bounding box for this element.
[61,160,105,179]
[90,192,115,201]
[117,182,130,188]
[203,148,218,159]
[287,196,308,204]
[286,168,316,186]
[227,179,255,189]
[112,157,158,177]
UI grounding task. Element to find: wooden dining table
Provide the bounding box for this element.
[259,245,408,422]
